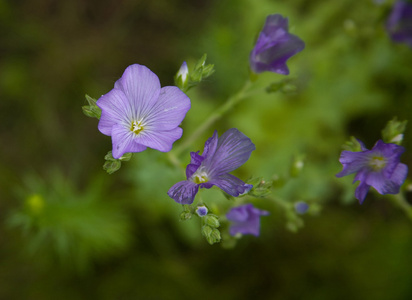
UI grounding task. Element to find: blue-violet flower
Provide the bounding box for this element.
[386,0,412,48]
[168,128,255,204]
[250,14,305,75]
[294,201,309,214]
[196,206,208,217]
[336,139,408,204]
[96,64,191,158]
[226,204,269,237]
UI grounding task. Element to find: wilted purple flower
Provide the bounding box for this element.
[96,64,191,159]
[168,128,255,204]
[226,204,269,237]
[336,139,408,204]
[386,0,412,47]
[250,14,305,75]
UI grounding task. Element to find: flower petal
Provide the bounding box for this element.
[144,86,191,131]
[355,181,370,204]
[167,180,199,204]
[390,163,408,188]
[208,173,252,197]
[203,128,255,176]
[135,127,183,152]
[114,64,161,120]
[111,124,147,158]
[336,151,370,177]
[97,89,132,135]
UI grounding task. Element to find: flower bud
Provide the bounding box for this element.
[204,214,220,228]
[382,117,407,145]
[174,61,189,91]
[196,205,208,217]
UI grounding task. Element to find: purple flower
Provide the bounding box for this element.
[294,201,309,214]
[250,14,305,75]
[226,204,269,237]
[386,0,412,47]
[96,64,191,159]
[196,206,208,217]
[336,139,408,204]
[167,128,255,204]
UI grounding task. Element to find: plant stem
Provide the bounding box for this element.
[391,193,412,221]
[173,79,253,157]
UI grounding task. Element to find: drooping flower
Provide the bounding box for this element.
[250,14,305,75]
[226,204,269,237]
[96,64,191,159]
[336,139,408,204]
[167,128,255,205]
[386,0,412,48]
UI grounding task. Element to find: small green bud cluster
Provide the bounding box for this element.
[180,205,192,221]
[382,117,407,145]
[174,54,215,93]
[103,151,132,174]
[201,214,221,245]
[247,177,273,198]
[82,94,101,119]
[266,78,297,94]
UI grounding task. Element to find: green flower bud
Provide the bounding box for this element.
[82,94,101,119]
[202,225,221,245]
[247,177,273,198]
[290,154,305,178]
[342,136,363,152]
[180,211,192,221]
[382,117,407,145]
[204,214,220,228]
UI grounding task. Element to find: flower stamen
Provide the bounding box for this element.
[369,156,387,171]
[193,172,209,184]
[130,120,144,135]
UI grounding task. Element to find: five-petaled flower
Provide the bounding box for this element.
[250,14,305,75]
[336,139,408,204]
[226,204,269,237]
[167,128,255,205]
[96,64,191,159]
[386,0,412,48]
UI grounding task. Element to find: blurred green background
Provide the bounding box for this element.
[1,0,412,299]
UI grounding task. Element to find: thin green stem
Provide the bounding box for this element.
[173,79,254,157]
[390,193,412,221]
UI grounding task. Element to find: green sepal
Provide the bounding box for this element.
[184,54,215,92]
[82,94,101,119]
[204,214,220,228]
[103,151,133,174]
[180,205,192,221]
[201,225,221,245]
[266,78,297,94]
[382,117,407,145]
[342,136,363,152]
[246,177,273,198]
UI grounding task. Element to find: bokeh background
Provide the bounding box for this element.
[1,0,412,299]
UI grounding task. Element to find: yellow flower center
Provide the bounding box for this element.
[369,156,386,171]
[193,172,209,184]
[130,120,144,135]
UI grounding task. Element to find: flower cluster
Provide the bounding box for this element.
[336,139,408,203]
